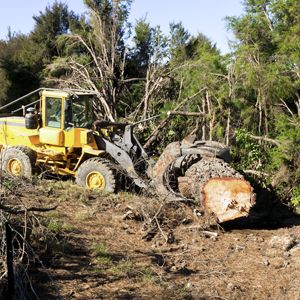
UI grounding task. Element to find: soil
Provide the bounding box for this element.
[26,181,300,300]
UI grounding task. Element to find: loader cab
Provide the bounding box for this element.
[64,94,94,130]
[41,91,94,129]
[39,90,96,147]
[44,96,63,129]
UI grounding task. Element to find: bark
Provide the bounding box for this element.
[201,96,206,140]
[178,157,243,199]
[295,92,300,117]
[177,157,255,223]
[225,109,231,146]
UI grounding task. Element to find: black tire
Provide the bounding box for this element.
[75,158,116,192]
[197,141,231,163]
[0,146,37,178]
[12,146,37,168]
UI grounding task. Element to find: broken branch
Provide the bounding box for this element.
[248,134,281,146]
[144,88,207,148]
[167,111,205,117]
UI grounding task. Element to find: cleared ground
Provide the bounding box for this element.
[24,181,300,300]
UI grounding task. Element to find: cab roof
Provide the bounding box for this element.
[41,89,97,98]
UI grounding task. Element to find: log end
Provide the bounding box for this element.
[203,178,256,223]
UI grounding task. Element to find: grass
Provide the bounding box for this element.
[47,218,62,234]
[109,260,134,276]
[139,267,160,284]
[108,260,161,284]
[44,210,77,234]
[46,237,73,255]
[62,222,77,232]
[91,244,159,281]
[74,211,90,221]
[92,243,113,265]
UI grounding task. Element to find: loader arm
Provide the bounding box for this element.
[93,120,151,189]
[94,135,148,188]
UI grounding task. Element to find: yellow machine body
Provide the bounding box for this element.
[0,90,104,176]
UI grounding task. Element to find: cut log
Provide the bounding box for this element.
[203,178,255,223]
[178,157,256,222]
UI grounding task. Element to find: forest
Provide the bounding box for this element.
[0,0,299,207]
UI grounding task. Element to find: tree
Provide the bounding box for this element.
[169,21,190,61]
[46,0,132,121]
[225,0,300,202]
[31,1,80,63]
[227,0,298,136]
[0,2,79,109]
[165,33,228,142]
[126,21,169,120]
[0,34,41,108]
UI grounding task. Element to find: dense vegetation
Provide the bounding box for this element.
[0,0,299,206]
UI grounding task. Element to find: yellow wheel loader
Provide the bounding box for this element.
[0,88,255,222]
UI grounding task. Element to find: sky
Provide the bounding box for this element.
[0,0,244,53]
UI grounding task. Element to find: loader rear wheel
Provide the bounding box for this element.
[1,146,36,178]
[76,158,116,192]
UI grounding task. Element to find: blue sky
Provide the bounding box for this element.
[0,0,244,53]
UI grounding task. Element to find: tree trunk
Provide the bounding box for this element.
[177,157,255,223]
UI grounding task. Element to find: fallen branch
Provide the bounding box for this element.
[200,230,218,239]
[144,88,207,148]
[248,134,281,146]
[0,203,58,215]
[243,170,269,177]
[167,111,205,117]
[143,119,170,149]
[154,216,168,242]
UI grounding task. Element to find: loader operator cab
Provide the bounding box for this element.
[64,95,94,129]
[44,93,94,130]
[37,90,98,148]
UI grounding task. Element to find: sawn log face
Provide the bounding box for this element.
[203,178,256,223]
[178,157,256,222]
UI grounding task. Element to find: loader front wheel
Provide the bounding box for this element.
[1,147,36,178]
[76,158,116,192]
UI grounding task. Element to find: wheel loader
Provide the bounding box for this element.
[0,88,255,222]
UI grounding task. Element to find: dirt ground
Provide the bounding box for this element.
[20,180,300,300]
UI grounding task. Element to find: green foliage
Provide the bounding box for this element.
[132,18,154,67]
[234,129,265,169]
[31,1,80,62]
[0,68,10,105]
[0,34,40,108]
[169,21,190,61]
[109,259,133,275]
[0,2,80,109]
[291,187,300,207]
[47,218,62,234]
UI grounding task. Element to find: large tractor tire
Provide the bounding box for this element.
[75,158,117,192]
[0,146,37,178]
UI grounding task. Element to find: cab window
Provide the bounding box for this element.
[64,95,93,129]
[45,97,62,128]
